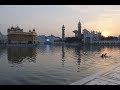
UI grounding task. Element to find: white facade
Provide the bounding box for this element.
[83,29,101,44]
[36,35,46,44]
[0,32,7,44]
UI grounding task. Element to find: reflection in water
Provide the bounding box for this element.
[38,45,53,54]
[83,45,101,52]
[46,45,51,53]
[7,47,36,64]
[61,44,65,67]
[1,45,120,85]
[74,46,81,72]
[0,47,6,58]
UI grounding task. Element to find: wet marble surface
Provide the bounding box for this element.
[71,63,120,85]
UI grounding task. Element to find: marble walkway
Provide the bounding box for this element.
[70,63,120,85]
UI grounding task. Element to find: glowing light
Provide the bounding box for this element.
[46,39,50,42]
[102,31,110,37]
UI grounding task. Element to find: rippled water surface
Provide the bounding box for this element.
[0,45,120,85]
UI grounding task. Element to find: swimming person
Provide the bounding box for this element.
[101,54,104,58]
[104,53,107,57]
[101,53,107,58]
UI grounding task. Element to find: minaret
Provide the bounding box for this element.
[62,25,65,41]
[78,20,81,39]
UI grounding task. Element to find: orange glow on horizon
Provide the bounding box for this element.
[102,31,110,37]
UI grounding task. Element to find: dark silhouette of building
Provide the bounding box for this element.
[73,20,82,40]
[62,25,65,41]
[78,21,81,39]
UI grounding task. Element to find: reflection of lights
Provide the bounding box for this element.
[46,45,50,53]
[46,39,50,42]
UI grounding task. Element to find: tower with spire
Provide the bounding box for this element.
[78,20,81,39]
[62,25,65,41]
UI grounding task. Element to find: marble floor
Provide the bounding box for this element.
[70,63,120,85]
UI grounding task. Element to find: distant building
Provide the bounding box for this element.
[83,29,101,44]
[73,21,82,39]
[118,35,120,40]
[0,32,7,44]
[36,35,61,44]
[72,20,102,44]
[7,26,37,44]
[78,21,81,39]
[62,25,65,41]
[36,35,46,44]
[73,30,78,37]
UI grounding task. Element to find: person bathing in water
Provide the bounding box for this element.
[104,53,107,57]
[101,53,107,58]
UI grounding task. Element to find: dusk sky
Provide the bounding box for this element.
[0,5,120,37]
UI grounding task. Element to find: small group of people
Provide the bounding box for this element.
[101,53,107,58]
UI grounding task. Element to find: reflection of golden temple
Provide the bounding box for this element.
[7,26,37,44]
[7,47,36,64]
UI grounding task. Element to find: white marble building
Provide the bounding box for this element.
[36,35,46,44]
[0,32,7,44]
[36,35,61,44]
[83,29,101,44]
